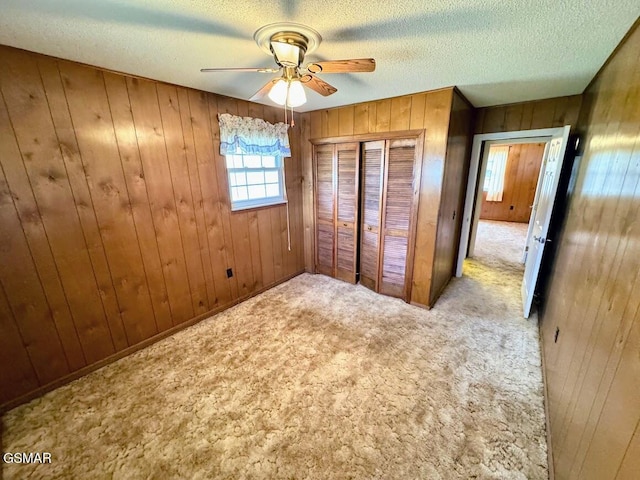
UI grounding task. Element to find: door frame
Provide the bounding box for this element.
[455,127,567,277]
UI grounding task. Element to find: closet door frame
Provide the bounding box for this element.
[310,130,424,301]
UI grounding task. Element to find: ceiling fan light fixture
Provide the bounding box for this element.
[268,79,288,105]
[271,41,302,67]
[286,79,306,107]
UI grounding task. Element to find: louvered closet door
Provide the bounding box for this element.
[314,144,335,276]
[379,138,418,299]
[359,141,385,291]
[334,143,360,283]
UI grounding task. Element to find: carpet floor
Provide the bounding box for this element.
[2,220,547,479]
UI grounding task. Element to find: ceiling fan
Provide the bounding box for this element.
[200,23,375,108]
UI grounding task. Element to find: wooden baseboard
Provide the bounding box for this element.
[539,327,555,480]
[0,270,305,414]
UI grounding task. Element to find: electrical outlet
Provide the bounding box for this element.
[226,268,233,278]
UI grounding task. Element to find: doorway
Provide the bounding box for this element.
[456,127,571,318]
[472,140,546,271]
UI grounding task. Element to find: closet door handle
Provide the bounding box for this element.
[367,226,372,231]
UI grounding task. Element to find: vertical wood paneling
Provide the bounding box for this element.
[287,107,304,277]
[0,118,69,382]
[480,143,545,222]
[411,89,453,306]
[1,50,115,364]
[0,45,304,409]
[353,104,369,135]
[247,103,267,290]
[37,59,128,353]
[540,20,640,480]
[156,84,209,317]
[0,68,86,373]
[127,77,194,326]
[0,280,39,404]
[476,95,582,134]
[177,88,217,308]
[375,99,391,132]
[409,94,427,130]
[59,61,159,346]
[214,96,253,297]
[429,90,474,304]
[389,96,412,131]
[617,421,640,479]
[188,89,232,307]
[327,109,339,137]
[301,112,314,272]
[261,107,287,283]
[102,72,172,336]
[338,106,354,136]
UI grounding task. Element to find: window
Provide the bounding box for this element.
[226,153,286,211]
[483,157,494,192]
[482,145,510,202]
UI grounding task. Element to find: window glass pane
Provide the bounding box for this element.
[234,172,247,186]
[225,154,284,210]
[262,156,276,168]
[246,171,264,185]
[238,156,249,168]
[232,186,248,201]
[244,155,261,168]
[248,184,266,199]
[264,170,279,183]
[265,183,280,198]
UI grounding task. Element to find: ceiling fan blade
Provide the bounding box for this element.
[300,74,337,96]
[200,67,279,73]
[306,58,376,74]
[250,79,280,101]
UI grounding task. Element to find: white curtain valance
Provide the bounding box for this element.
[218,113,291,157]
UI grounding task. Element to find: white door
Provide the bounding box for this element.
[521,126,570,318]
[522,141,551,264]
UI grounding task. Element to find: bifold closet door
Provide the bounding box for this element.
[335,143,360,283]
[359,141,385,291]
[379,138,418,299]
[314,144,335,276]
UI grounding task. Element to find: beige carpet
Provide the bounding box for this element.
[2,221,547,479]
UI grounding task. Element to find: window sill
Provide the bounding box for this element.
[230,199,288,212]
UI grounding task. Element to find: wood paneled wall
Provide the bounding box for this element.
[539,20,640,480]
[430,90,474,304]
[475,95,582,134]
[0,45,304,409]
[480,142,545,223]
[300,87,474,308]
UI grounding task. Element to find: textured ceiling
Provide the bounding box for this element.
[1,0,638,112]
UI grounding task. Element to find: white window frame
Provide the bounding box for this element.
[225,153,286,211]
